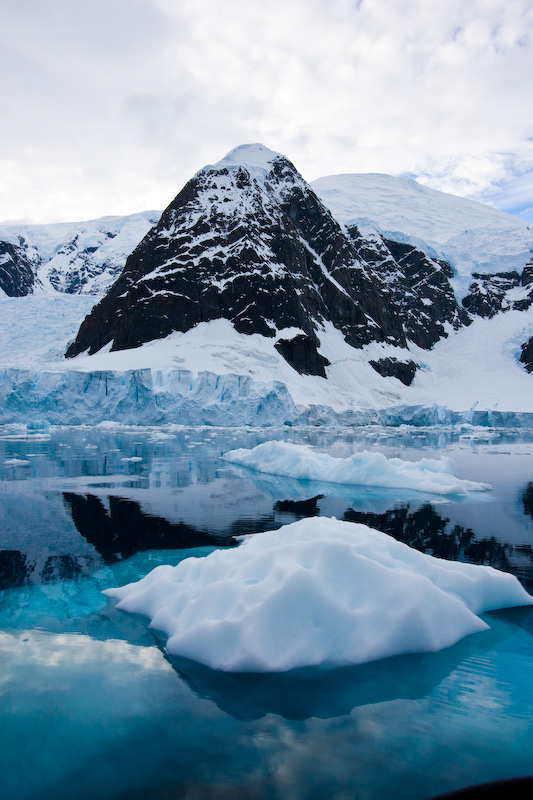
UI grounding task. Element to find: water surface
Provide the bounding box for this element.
[0,425,532,799]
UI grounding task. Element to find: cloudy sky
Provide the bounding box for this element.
[2,0,533,224]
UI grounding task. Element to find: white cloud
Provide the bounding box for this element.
[1,0,532,221]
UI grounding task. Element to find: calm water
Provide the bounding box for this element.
[0,424,532,800]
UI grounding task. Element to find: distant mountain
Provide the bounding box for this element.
[312,172,533,297]
[313,173,533,365]
[65,144,470,379]
[0,211,160,297]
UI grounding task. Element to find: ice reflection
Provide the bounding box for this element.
[523,482,533,518]
[0,628,237,800]
[1,613,530,800]
[0,546,216,637]
[224,460,456,512]
[168,645,465,721]
[0,628,167,674]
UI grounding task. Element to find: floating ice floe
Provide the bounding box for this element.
[222,441,491,496]
[104,517,531,673]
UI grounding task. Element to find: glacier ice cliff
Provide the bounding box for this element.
[2,366,533,427]
[0,368,297,427]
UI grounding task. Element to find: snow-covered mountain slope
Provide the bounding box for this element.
[312,173,533,299]
[0,211,160,296]
[1,144,532,427]
[65,144,469,376]
[1,291,532,426]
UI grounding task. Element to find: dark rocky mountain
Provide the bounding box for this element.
[368,357,418,386]
[65,145,471,376]
[521,336,533,373]
[347,227,470,348]
[459,256,533,377]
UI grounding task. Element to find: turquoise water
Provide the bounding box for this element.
[0,426,532,799]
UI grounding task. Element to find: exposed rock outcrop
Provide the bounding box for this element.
[65,145,470,375]
[0,240,36,296]
[369,357,418,386]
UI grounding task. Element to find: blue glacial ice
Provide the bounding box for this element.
[2,366,533,427]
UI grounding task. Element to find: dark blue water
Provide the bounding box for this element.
[1,425,532,800]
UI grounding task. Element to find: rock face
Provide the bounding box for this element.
[462,262,533,318]
[348,227,470,348]
[65,145,470,375]
[521,336,533,373]
[312,172,533,288]
[369,357,418,386]
[0,240,36,296]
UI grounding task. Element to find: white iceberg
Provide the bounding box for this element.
[103,517,531,673]
[222,441,491,496]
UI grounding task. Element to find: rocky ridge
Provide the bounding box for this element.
[65,145,471,376]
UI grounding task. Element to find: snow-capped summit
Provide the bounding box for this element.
[201,142,310,209]
[206,143,283,183]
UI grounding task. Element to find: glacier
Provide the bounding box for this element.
[104,517,532,673]
[0,367,297,427]
[0,293,532,427]
[2,364,533,428]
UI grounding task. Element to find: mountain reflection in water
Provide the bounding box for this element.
[1,474,532,591]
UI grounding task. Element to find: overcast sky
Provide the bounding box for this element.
[2,0,533,224]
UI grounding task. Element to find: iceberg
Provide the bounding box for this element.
[222,441,492,495]
[104,517,532,673]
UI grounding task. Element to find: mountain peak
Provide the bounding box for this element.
[205,143,284,183]
[64,144,475,370]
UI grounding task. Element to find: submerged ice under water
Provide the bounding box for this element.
[0,424,532,800]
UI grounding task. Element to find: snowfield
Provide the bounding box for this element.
[0,211,159,295]
[104,517,532,672]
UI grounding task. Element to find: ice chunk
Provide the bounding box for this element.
[222,441,491,496]
[26,420,51,434]
[103,518,531,673]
